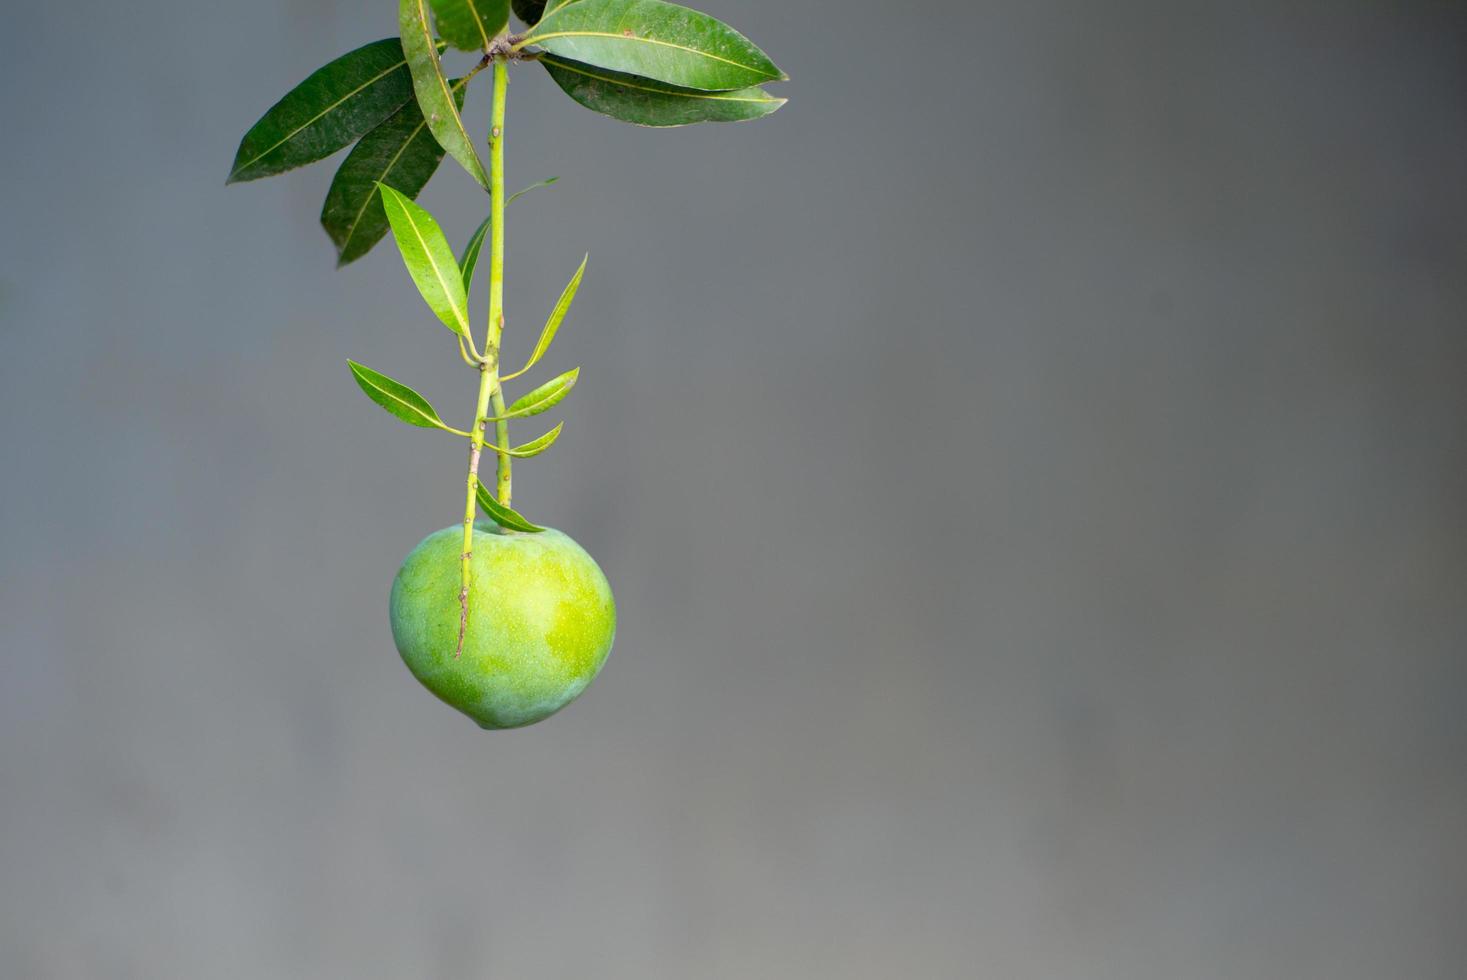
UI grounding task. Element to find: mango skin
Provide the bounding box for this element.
[389,521,616,729]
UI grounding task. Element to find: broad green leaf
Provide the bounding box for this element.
[506,367,580,418]
[347,360,457,431]
[401,0,491,188]
[517,0,784,91]
[458,215,491,298]
[512,0,546,25]
[378,184,472,336]
[431,0,509,50]
[490,422,564,458]
[476,478,546,532]
[541,55,784,126]
[321,78,467,266]
[511,255,585,376]
[507,176,560,206]
[229,38,434,183]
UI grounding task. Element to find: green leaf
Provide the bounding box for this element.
[431,0,510,50]
[493,422,565,457]
[517,0,784,91]
[511,255,585,376]
[541,55,784,126]
[401,0,491,188]
[506,367,580,418]
[507,176,560,206]
[347,360,458,431]
[229,38,433,183]
[512,0,546,25]
[458,215,492,298]
[321,78,467,267]
[378,184,472,337]
[476,478,546,532]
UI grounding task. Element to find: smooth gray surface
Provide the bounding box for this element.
[2,2,1464,977]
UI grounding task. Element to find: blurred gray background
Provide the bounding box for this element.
[1,1,1464,977]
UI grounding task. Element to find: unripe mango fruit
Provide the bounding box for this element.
[389,522,615,728]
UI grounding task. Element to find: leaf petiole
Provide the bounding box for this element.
[457,330,485,365]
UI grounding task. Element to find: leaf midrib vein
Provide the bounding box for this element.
[544,56,774,102]
[463,0,493,49]
[529,30,769,78]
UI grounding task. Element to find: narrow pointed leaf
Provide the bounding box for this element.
[518,0,784,91]
[476,478,546,532]
[321,78,467,266]
[229,38,434,183]
[506,367,580,418]
[348,360,456,430]
[431,0,509,50]
[507,176,560,206]
[514,255,585,376]
[378,184,472,336]
[541,55,784,126]
[459,215,492,298]
[401,0,491,188]
[492,422,564,457]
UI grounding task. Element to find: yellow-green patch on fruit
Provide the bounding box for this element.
[390,521,615,728]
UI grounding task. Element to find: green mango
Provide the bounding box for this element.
[390,522,615,728]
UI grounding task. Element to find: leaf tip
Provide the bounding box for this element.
[225,152,249,184]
